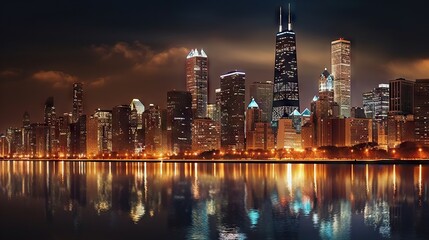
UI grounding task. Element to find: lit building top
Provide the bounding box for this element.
[186,49,208,59]
[247,98,259,109]
[130,99,145,114]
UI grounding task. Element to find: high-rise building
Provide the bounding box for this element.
[362,84,389,148]
[72,82,84,123]
[112,105,131,154]
[245,98,262,138]
[130,99,145,153]
[319,68,335,104]
[143,104,162,154]
[86,115,98,157]
[388,78,415,148]
[207,103,220,122]
[44,97,58,156]
[250,81,273,122]
[414,79,429,146]
[58,113,72,156]
[30,123,47,157]
[220,71,246,150]
[272,5,300,125]
[6,127,22,156]
[22,111,31,155]
[363,84,389,119]
[192,118,221,152]
[246,122,275,151]
[70,115,87,156]
[0,135,9,157]
[186,49,208,118]
[331,38,351,118]
[167,91,192,153]
[215,88,222,122]
[389,78,414,115]
[93,109,113,154]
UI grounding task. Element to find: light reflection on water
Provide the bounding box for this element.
[0,161,428,239]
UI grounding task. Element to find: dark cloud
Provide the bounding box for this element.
[1,0,429,131]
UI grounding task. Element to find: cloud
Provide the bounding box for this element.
[88,77,109,88]
[386,59,429,79]
[92,41,189,72]
[0,69,21,78]
[32,70,77,88]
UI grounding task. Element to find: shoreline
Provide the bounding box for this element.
[1,158,429,164]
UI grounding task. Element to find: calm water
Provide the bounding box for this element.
[0,161,428,240]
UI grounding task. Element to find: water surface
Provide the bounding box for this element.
[0,161,428,239]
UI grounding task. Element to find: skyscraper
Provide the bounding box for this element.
[414,79,429,146]
[250,81,273,122]
[272,5,300,125]
[72,82,84,123]
[186,49,208,118]
[220,71,246,150]
[388,78,415,148]
[331,38,351,118]
[93,109,113,154]
[143,104,162,154]
[167,91,193,153]
[112,105,131,154]
[389,78,414,115]
[44,97,57,156]
[22,111,31,155]
[130,99,145,153]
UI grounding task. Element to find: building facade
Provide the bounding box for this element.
[192,118,221,152]
[249,81,273,122]
[220,71,246,150]
[72,82,83,123]
[414,79,429,146]
[167,91,193,153]
[112,105,131,154]
[186,49,208,118]
[331,39,351,118]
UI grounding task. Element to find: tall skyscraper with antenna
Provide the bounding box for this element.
[272,4,300,127]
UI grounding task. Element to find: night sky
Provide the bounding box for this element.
[1,0,429,132]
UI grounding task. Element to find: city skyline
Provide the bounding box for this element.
[2,1,429,131]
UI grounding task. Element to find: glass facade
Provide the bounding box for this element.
[331,39,351,118]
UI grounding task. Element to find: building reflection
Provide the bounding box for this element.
[0,161,428,239]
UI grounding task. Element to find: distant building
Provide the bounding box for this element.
[86,115,98,156]
[58,113,72,155]
[207,103,220,122]
[346,118,372,146]
[22,111,31,155]
[167,91,192,153]
[220,71,246,150]
[72,82,84,123]
[277,118,302,149]
[30,123,47,157]
[245,98,262,138]
[93,109,113,154]
[388,114,415,148]
[414,79,429,146]
[215,88,222,122]
[130,99,145,153]
[70,115,87,156]
[186,49,208,118]
[362,83,389,148]
[0,135,9,157]
[192,118,221,152]
[249,81,273,122]
[246,122,275,151]
[388,78,415,148]
[112,105,131,154]
[351,107,366,119]
[143,104,162,154]
[389,78,414,115]
[44,97,58,156]
[272,6,300,125]
[332,39,351,118]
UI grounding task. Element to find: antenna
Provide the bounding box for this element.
[288,3,292,31]
[279,6,283,32]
